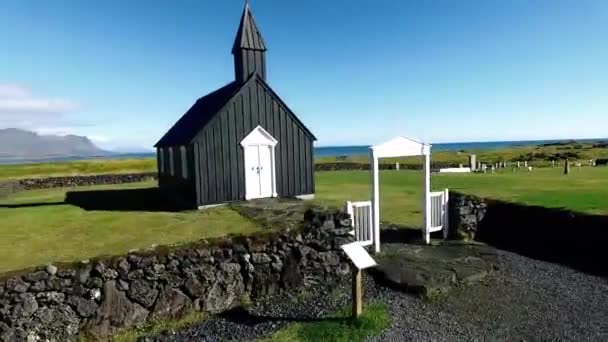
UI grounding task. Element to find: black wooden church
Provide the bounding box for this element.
[155,3,316,208]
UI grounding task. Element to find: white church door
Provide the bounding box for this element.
[257,145,273,198]
[241,126,277,200]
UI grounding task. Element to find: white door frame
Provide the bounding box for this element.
[240,125,278,200]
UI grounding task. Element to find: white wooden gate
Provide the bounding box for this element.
[345,201,374,247]
[424,189,449,244]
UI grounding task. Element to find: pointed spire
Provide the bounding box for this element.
[232,2,267,53]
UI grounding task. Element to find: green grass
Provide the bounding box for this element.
[0,158,157,180]
[106,311,208,342]
[260,301,389,342]
[0,181,261,273]
[2,141,606,180]
[315,167,608,227]
[2,166,607,273]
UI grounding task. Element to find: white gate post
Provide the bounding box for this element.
[443,188,449,239]
[423,153,431,244]
[345,201,354,233]
[370,150,380,253]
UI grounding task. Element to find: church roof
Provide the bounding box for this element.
[232,3,267,53]
[154,74,316,147]
[154,80,243,147]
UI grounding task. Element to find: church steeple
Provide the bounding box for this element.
[232,3,267,83]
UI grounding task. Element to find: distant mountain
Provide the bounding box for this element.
[0,128,109,161]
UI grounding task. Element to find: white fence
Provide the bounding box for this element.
[425,189,449,244]
[345,201,374,247]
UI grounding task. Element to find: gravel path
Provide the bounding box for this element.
[142,248,608,341]
[368,249,608,341]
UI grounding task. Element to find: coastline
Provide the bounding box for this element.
[0,138,606,165]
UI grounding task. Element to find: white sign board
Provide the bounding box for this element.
[341,242,377,270]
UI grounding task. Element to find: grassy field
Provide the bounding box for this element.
[315,167,608,227]
[0,158,157,180]
[0,181,261,273]
[1,167,607,272]
[2,141,606,180]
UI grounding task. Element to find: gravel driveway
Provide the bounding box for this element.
[142,247,608,341]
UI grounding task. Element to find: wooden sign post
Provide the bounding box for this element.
[352,269,362,318]
[341,242,377,320]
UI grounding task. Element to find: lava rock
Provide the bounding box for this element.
[67,295,98,318]
[87,281,149,339]
[46,264,58,276]
[152,287,193,320]
[30,281,47,292]
[117,279,130,291]
[36,291,65,304]
[251,253,272,264]
[184,276,204,298]
[23,271,49,283]
[6,278,29,294]
[128,280,159,308]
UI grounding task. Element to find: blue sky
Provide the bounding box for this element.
[0,0,606,151]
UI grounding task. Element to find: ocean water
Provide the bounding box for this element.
[315,138,603,157]
[0,138,604,164]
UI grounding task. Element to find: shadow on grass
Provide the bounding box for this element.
[0,202,66,208]
[64,188,192,212]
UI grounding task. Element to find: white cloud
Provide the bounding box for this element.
[0,84,79,115]
[0,98,78,114]
[0,82,83,135]
[0,84,29,98]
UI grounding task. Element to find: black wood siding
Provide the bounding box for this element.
[157,146,196,206]
[192,78,314,206]
[234,49,266,83]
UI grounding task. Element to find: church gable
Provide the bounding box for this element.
[191,75,315,145]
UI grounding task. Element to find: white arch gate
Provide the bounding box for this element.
[345,136,449,252]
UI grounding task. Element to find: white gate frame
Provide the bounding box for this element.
[345,200,373,247]
[369,136,448,252]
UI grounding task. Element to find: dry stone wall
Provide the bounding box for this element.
[0,208,353,341]
[449,192,608,277]
[0,173,158,198]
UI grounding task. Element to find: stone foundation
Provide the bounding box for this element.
[0,208,353,341]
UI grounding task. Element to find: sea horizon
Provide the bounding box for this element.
[0,137,605,164]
